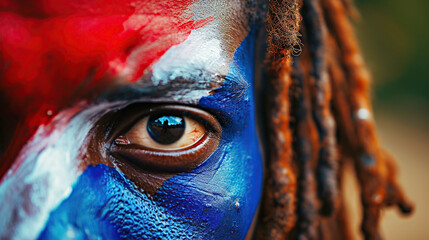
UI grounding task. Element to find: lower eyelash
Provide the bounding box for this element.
[110,132,218,173]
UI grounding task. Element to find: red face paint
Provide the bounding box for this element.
[0,0,212,177]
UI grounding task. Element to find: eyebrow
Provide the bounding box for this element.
[95,69,248,105]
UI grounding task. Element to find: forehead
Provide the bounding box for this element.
[0,0,255,115]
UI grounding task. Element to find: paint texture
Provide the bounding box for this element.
[38,29,263,239]
[0,0,212,176]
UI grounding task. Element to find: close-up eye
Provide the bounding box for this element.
[109,105,222,173]
[125,114,205,149]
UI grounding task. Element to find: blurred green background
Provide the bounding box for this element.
[347,0,429,239]
[356,0,428,115]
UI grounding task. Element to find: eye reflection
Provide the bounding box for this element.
[147,115,185,145]
[110,105,221,172]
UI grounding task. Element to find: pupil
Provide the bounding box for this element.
[147,115,185,145]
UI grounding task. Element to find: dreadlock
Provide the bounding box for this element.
[256,0,413,239]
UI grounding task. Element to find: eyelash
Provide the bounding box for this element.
[107,104,222,173]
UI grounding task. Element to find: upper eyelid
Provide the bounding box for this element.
[94,76,224,105]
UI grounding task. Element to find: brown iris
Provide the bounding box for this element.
[109,105,221,172]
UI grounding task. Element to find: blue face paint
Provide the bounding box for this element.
[154,28,263,239]
[38,28,263,239]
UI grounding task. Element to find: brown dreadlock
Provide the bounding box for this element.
[255,0,413,239]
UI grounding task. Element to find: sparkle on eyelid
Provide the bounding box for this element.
[115,136,130,145]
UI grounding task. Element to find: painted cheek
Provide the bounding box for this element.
[38,164,200,240]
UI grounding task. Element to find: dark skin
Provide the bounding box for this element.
[83,104,222,195]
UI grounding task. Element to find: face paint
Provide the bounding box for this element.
[0,0,212,174]
[156,29,263,239]
[0,1,263,239]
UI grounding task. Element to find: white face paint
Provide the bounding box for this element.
[0,102,127,239]
[151,0,251,85]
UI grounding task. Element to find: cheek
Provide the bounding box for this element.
[39,164,208,240]
[39,121,263,240]
[154,115,263,239]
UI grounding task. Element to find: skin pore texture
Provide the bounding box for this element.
[0,0,265,239]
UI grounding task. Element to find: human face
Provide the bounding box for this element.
[0,1,264,239]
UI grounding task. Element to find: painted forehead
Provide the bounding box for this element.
[0,0,256,112]
[111,0,257,103]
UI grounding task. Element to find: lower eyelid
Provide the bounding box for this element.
[110,132,219,172]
